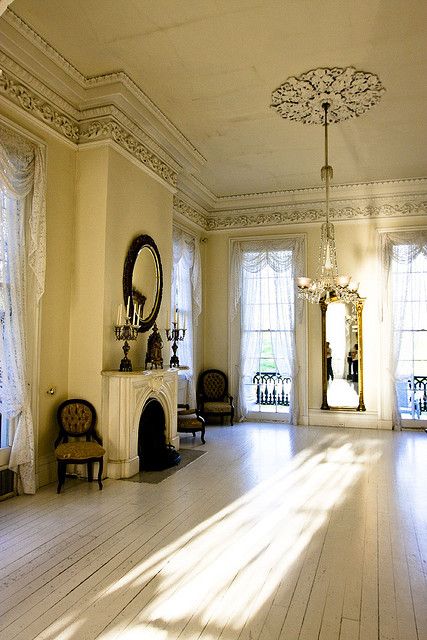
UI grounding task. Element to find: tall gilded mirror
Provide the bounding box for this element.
[320,296,365,411]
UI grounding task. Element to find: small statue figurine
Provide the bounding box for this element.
[145,323,163,369]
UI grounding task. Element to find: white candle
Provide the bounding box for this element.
[183,313,186,331]
[119,304,122,325]
[116,304,120,325]
[133,307,136,325]
[174,307,177,324]
[126,296,130,319]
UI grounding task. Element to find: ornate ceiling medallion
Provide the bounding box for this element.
[271,66,385,124]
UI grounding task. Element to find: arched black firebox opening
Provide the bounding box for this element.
[138,398,180,471]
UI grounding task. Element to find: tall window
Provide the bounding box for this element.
[381,230,427,428]
[231,238,304,424]
[171,227,202,406]
[0,121,46,493]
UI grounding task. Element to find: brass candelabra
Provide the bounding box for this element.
[166,321,186,368]
[114,318,139,371]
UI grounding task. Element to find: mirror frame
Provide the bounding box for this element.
[123,234,163,333]
[320,296,366,411]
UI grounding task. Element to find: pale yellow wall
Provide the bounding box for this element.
[68,146,109,409]
[204,215,424,423]
[103,148,173,372]
[68,145,173,420]
[1,100,425,492]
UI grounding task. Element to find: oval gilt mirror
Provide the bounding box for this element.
[320,296,365,411]
[123,235,163,333]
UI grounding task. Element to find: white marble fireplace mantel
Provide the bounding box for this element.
[101,369,179,479]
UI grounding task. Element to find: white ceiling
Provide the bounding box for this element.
[10,0,427,197]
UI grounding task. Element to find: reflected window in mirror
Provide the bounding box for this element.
[321,296,365,411]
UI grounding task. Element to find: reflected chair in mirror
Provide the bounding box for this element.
[54,399,105,494]
[197,369,234,425]
[177,404,206,444]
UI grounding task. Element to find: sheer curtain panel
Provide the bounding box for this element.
[171,227,202,406]
[380,230,427,430]
[0,122,46,493]
[230,238,304,424]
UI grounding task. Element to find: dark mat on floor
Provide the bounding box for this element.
[122,448,207,484]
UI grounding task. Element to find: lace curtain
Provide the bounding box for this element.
[380,230,427,430]
[230,237,304,424]
[0,122,46,493]
[171,227,202,405]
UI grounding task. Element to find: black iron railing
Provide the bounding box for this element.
[252,372,291,406]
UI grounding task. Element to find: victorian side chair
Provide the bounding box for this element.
[54,399,105,494]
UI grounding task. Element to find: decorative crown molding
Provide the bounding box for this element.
[3,9,205,167]
[3,9,89,84]
[173,196,209,230]
[80,104,182,173]
[80,118,177,187]
[206,197,427,231]
[0,66,79,141]
[0,15,424,226]
[0,52,178,186]
[271,67,385,125]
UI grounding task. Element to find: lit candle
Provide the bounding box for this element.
[174,307,177,324]
[126,296,130,319]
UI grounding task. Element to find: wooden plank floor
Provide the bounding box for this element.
[1,423,426,640]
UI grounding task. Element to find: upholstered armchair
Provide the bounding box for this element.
[197,369,234,425]
[54,399,105,494]
[177,404,206,444]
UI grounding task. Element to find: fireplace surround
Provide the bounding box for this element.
[101,369,179,478]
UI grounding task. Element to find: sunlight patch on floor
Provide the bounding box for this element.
[39,435,381,640]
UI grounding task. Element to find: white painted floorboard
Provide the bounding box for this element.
[1,423,426,640]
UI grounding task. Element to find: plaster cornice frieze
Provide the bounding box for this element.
[173,196,209,230]
[83,72,206,168]
[1,10,425,221]
[0,51,81,119]
[80,105,182,173]
[0,54,179,185]
[3,9,205,169]
[206,197,427,231]
[0,66,79,141]
[79,118,177,187]
[3,9,86,84]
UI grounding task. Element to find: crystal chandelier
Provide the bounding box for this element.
[297,102,359,304]
[271,66,385,305]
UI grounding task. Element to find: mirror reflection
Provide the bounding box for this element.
[132,246,157,321]
[325,301,359,408]
[123,234,163,333]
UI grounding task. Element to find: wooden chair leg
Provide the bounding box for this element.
[87,461,94,482]
[201,426,206,444]
[97,458,103,490]
[57,461,66,494]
